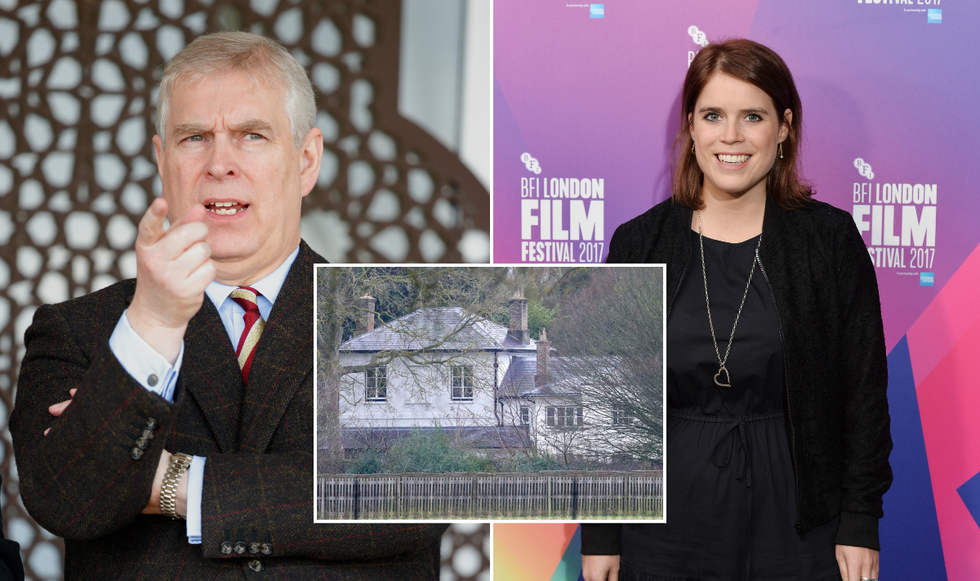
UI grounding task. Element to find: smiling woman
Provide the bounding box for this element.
[689,73,789,224]
[674,39,809,217]
[592,39,892,581]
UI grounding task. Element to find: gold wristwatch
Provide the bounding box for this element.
[160,452,193,519]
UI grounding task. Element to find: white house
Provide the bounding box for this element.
[337,292,647,463]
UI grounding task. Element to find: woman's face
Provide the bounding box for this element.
[689,73,791,203]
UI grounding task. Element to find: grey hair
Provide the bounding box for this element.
[155,32,316,148]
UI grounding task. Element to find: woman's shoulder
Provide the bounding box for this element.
[774,197,872,270]
[797,197,851,218]
[607,198,687,263]
[612,198,686,238]
[778,197,859,238]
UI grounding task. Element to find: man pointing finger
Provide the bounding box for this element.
[12,32,447,580]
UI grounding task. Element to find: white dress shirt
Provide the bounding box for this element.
[108,246,299,544]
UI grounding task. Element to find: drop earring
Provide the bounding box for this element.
[778,142,784,159]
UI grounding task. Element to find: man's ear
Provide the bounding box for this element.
[299,127,323,198]
[153,135,165,179]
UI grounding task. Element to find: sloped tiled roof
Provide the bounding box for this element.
[499,356,585,398]
[341,306,536,353]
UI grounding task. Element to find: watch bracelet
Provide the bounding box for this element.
[160,452,193,519]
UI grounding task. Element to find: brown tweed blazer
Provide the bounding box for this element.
[11,242,448,580]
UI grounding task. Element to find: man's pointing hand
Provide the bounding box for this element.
[126,198,215,363]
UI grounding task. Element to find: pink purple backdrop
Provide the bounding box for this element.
[493,1,980,579]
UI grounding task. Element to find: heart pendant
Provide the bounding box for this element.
[714,366,731,388]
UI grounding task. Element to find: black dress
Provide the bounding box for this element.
[618,231,840,581]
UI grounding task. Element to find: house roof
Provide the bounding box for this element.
[499,356,583,398]
[341,425,531,450]
[341,306,537,353]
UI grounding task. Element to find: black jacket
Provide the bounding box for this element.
[12,242,447,580]
[583,196,892,553]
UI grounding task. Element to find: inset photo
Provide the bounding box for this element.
[314,265,665,522]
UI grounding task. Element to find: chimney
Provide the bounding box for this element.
[535,328,551,387]
[355,295,376,335]
[508,288,530,344]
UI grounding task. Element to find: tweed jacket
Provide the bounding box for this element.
[584,196,892,554]
[11,242,448,580]
[0,474,24,581]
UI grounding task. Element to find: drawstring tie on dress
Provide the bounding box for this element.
[669,411,784,489]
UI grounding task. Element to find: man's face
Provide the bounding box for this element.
[153,71,321,285]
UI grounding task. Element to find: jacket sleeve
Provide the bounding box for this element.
[832,218,893,550]
[10,302,177,541]
[11,301,449,564]
[606,223,632,263]
[200,450,448,560]
[579,524,621,555]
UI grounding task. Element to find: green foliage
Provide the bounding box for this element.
[379,429,495,474]
[527,300,555,339]
[347,451,385,474]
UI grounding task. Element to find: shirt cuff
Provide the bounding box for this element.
[186,456,206,545]
[109,309,183,401]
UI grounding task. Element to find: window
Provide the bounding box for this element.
[451,365,474,401]
[612,407,633,426]
[365,366,387,401]
[546,406,583,428]
[520,405,530,427]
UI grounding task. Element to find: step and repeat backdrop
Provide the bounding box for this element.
[493,1,979,580]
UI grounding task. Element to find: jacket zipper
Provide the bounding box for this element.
[756,250,805,539]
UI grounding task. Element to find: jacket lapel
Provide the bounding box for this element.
[236,242,318,453]
[181,295,245,454]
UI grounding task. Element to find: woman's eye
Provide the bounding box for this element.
[745,114,762,122]
[704,112,720,122]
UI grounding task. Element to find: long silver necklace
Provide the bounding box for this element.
[697,210,762,388]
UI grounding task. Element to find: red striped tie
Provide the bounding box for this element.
[230,287,265,383]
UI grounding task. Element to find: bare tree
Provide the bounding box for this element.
[547,267,665,467]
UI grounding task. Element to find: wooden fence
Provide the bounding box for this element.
[317,471,663,520]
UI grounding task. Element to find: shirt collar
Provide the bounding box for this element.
[205,245,301,312]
